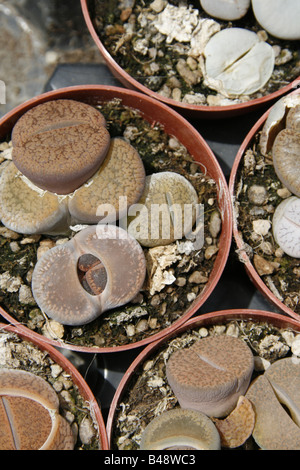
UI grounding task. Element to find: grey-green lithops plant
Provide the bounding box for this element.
[140,408,221,450]
[246,357,300,450]
[31,225,146,326]
[0,368,74,450]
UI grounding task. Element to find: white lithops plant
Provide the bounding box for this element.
[251,0,300,40]
[200,0,250,20]
[272,196,300,259]
[203,28,275,97]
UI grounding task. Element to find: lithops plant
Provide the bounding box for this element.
[11,99,111,195]
[272,196,300,258]
[31,225,146,326]
[259,93,300,156]
[213,396,255,448]
[203,28,275,98]
[246,357,300,450]
[166,335,254,418]
[0,368,74,450]
[68,138,146,224]
[0,104,147,235]
[252,0,300,40]
[127,171,199,247]
[0,161,70,234]
[272,106,300,198]
[140,408,221,450]
[200,0,250,20]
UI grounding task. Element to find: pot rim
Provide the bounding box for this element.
[229,88,300,322]
[106,308,300,448]
[80,0,300,118]
[0,321,109,450]
[0,84,232,353]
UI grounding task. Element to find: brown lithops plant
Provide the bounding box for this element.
[31,225,146,326]
[0,368,74,450]
[166,335,254,418]
[68,137,145,224]
[140,408,221,450]
[213,395,255,448]
[246,358,300,450]
[11,99,110,194]
[0,161,70,234]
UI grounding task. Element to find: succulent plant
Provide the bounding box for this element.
[31,225,146,326]
[0,368,74,450]
[140,408,221,450]
[166,335,254,418]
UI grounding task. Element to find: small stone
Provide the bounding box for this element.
[136,319,148,333]
[126,325,136,337]
[42,320,65,340]
[277,187,292,199]
[0,227,20,239]
[188,271,208,284]
[150,0,167,13]
[0,272,22,293]
[50,364,63,378]
[209,210,222,238]
[248,185,268,205]
[291,336,300,357]
[253,219,271,236]
[205,245,219,259]
[9,241,20,253]
[175,276,186,287]
[18,285,35,305]
[253,254,276,275]
[79,418,96,445]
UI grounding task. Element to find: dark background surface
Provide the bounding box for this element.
[0,0,282,420]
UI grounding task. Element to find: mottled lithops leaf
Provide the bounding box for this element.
[286,104,300,132]
[11,99,110,194]
[127,171,199,247]
[246,358,300,450]
[272,128,300,198]
[140,408,221,450]
[264,357,300,426]
[0,369,74,450]
[204,28,274,97]
[199,0,250,20]
[213,396,255,448]
[31,225,146,325]
[166,335,254,418]
[272,196,300,258]
[69,137,145,224]
[0,162,70,234]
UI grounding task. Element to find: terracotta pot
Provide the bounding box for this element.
[229,89,300,322]
[0,321,108,450]
[0,85,232,353]
[80,0,300,119]
[106,308,300,449]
